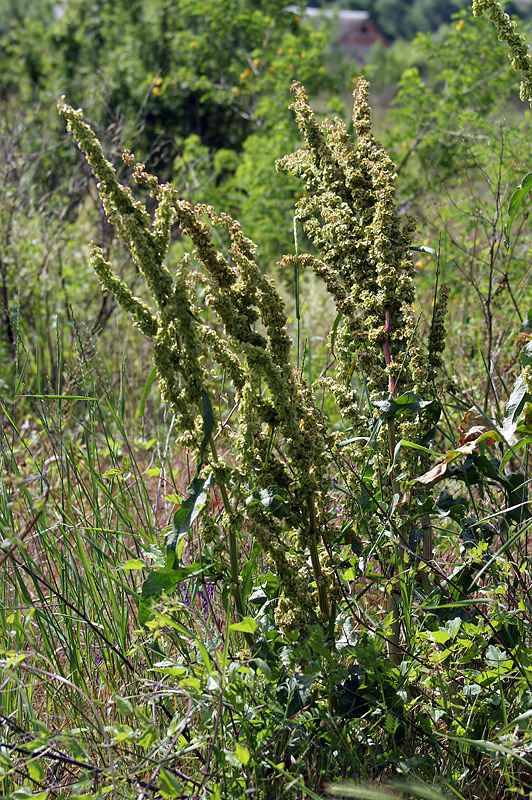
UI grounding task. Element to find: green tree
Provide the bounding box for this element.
[384,6,532,405]
[320,0,530,40]
[2,1,338,172]
[0,0,346,265]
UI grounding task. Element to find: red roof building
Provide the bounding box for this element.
[289,6,388,64]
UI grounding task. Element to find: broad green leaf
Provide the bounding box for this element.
[166,473,214,569]
[113,694,134,716]
[144,467,161,477]
[463,683,482,698]
[164,493,182,504]
[502,374,530,434]
[120,559,144,570]
[235,743,250,765]
[138,569,183,627]
[486,644,509,667]
[153,666,187,677]
[27,762,45,783]
[410,244,437,257]
[229,617,257,634]
[141,569,183,598]
[343,568,356,581]
[21,738,46,753]
[139,561,207,626]
[138,724,158,748]
[373,391,432,418]
[245,486,291,519]
[256,486,290,518]
[505,171,532,248]
[153,658,186,671]
[434,491,468,518]
[520,341,532,368]
[159,768,182,798]
[139,366,157,417]
[196,640,213,673]
[180,676,201,691]
[138,601,157,629]
[102,468,122,478]
[198,389,215,465]
[253,657,272,679]
[224,749,242,768]
[9,790,50,800]
[468,453,500,483]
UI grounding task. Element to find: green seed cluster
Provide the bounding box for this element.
[428,285,450,376]
[472,0,532,102]
[277,79,447,525]
[278,83,438,412]
[278,80,417,399]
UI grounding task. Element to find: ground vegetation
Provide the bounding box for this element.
[2,2,532,799]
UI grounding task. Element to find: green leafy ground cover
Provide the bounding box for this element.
[3,2,532,798]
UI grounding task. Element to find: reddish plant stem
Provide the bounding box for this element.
[384,307,394,393]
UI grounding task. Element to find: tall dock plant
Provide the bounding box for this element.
[58,78,447,650]
[57,99,336,633]
[278,79,447,659]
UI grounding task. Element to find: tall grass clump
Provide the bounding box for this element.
[4,2,532,796]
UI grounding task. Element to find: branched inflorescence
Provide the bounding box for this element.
[58,98,335,631]
[277,81,445,494]
[472,0,532,102]
[278,80,414,394]
[59,77,448,633]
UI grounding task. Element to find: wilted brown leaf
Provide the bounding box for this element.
[417,460,448,485]
[458,407,500,448]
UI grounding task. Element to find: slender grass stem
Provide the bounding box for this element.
[308,492,329,621]
[9,659,118,800]
[208,437,252,646]
[421,512,433,594]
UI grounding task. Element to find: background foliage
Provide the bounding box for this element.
[3,1,532,799]
[319,0,532,39]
